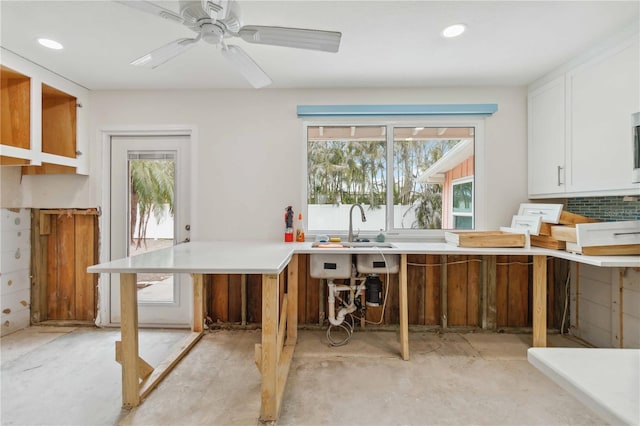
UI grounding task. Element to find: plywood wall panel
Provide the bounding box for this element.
[507,255,529,326]
[447,255,468,326]
[425,255,441,325]
[407,254,425,324]
[228,275,242,323]
[495,255,509,327]
[466,255,480,326]
[246,274,262,323]
[211,274,229,322]
[48,215,76,320]
[74,215,96,320]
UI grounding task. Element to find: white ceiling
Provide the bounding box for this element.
[1,0,638,90]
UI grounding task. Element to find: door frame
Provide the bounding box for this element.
[96,125,199,327]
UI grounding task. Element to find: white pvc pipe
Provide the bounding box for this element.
[327,281,357,326]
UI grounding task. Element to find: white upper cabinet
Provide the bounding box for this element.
[528,33,640,198]
[567,38,639,193]
[528,75,566,195]
[0,48,89,175]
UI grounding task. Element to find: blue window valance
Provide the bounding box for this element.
[296,104,498,117]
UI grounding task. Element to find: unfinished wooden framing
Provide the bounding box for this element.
[205,253,562,332]
[30,208,99,323]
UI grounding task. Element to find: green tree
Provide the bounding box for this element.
[129,160,174,248]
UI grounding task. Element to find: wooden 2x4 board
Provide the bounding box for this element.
[445,231,526,248]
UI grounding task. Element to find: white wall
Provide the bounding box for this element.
[1,86,528,241]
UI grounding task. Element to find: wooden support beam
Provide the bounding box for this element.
[39,211,51,235]
[191,274,204,333]
[275,342,295,415]
[139,332,203,400]
[287,255,299,343]
[440,255,448,329]
[533,256,547,347]
[277,295,288,361]
[482,255,497,329]
[115,341,154,380]
[260,273,279,421]
[399,254,409,360]
[254,343,262,372]
[119,273,140,407]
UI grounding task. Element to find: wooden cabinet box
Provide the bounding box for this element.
[22,84,79,175]
[0,48,88,175]
[0,66,31,165]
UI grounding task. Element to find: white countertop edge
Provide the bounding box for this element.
[88,241,640,274]
[528,348,640,426]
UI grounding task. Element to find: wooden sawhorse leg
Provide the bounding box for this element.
[258,255,299,422]
[116,272,203,408]
[532,255,547,347]
[399,254,410,360]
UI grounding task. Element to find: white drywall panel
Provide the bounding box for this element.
[0,208,31,336]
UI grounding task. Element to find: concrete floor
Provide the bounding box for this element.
[1,326,604,425]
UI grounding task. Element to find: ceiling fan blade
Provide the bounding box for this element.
[115,1,185,25]
[238,26,341,53]
[221,45,272,88]
[131,38,199,68]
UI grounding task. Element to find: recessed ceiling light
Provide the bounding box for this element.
[441,24,466,38]
[37,38,63,50]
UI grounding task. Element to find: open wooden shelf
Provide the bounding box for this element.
[41,83,76,158]
[1,65,31,155]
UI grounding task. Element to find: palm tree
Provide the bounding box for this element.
[129,159,174,248]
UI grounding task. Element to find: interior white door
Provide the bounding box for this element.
[110,135,192,326]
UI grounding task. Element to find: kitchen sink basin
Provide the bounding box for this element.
[311,242,395,248]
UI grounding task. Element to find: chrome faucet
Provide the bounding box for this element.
[348,203,367,242]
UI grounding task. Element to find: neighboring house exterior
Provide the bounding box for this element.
[419,139,474,229]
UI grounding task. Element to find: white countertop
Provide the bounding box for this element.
[87,241,295,274]
[528,348,640,426]
[88,240,640,274]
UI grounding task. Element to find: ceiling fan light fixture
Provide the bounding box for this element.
[37,38,63,50]
[441,24,466,38]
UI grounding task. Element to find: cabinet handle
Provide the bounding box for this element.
[613,232,640,236]
[557,165,563,186]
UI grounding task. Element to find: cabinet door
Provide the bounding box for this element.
[528,75,566,197]
[567,37,640,193]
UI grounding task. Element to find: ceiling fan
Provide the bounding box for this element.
[118,0,342,88]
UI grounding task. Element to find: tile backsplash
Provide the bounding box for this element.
[566,196,640,221]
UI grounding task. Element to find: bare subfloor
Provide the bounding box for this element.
[1,327,603,426]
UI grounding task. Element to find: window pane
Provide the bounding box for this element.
[393,127,474,230]
[454,215,473,229]
[307,126,386,231]
[452,181,473,213]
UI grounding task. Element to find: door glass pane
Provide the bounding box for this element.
[128,152,175,303]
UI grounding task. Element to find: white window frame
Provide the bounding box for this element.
[451,176,475,230]
[302,116,486,240]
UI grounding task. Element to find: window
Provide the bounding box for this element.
[306,121,478,235]
[452,178,473,230]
